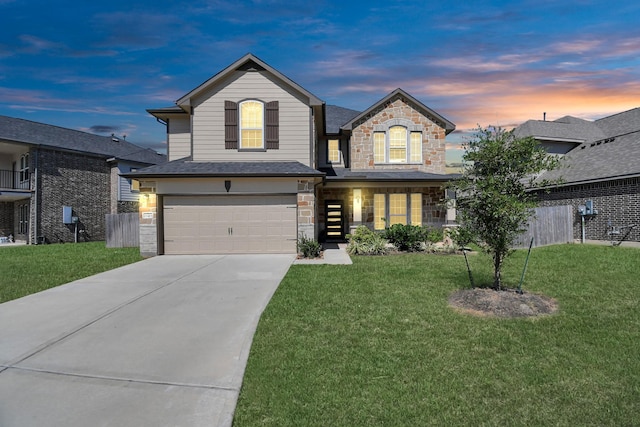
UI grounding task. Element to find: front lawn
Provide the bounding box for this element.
[0,242,143,303]
[234,244,640,426]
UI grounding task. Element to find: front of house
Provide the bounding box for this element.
[129,54,457,256]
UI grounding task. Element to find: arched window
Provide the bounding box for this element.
[239,100,264,149]
[373,124,422,164]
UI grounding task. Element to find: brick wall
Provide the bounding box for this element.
[536,177,640,242]
[35,149,111,243]
[0,202,12,236]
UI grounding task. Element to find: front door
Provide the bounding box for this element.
[325,200,344,240]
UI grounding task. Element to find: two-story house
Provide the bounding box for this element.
[0,116,166,244]
[127,54,456,256]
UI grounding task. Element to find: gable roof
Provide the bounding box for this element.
[521,107,640,185]
[340,88,456,134]
[0,115,166,165]
[175,53,324,109]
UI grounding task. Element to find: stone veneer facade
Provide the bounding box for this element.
[349,98,447,172]
[297,179,316,239]
[317,186,446,239]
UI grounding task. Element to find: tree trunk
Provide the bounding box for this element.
[493,255,502,290]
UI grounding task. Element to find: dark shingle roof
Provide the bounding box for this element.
[0,115,166,165]
[518,107,640,185]
[125,158,324,178]
[325,105,361,134]
[320,167,459,182]
[514,116,605,143]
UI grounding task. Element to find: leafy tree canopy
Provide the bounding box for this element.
[448,126,561,289]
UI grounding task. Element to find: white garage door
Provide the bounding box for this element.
[163,195,297,254]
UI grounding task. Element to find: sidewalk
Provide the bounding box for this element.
[293,242,352,265]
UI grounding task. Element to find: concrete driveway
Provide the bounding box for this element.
[0,254,295,427]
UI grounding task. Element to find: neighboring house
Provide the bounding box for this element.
[126,53,457,256]
[515,108,640,243]
[0,116,166,244]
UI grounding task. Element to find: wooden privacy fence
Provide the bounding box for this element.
[106,213,139,248]
[514,205,573,248]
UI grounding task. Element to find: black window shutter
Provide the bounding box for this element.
[225,101,238,149]
[265,101,279,149]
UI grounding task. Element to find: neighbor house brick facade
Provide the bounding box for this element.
[515,109,640,243]
[127,54,457,256]
[0,116,166,244]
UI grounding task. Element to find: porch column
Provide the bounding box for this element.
[297,179,315,240]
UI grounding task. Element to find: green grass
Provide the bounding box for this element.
[234,245,640,426]
[0,242,143,303]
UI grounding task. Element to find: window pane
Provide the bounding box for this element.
[389,194,407,226]
[410,132,422,163]
[241,101,263,128]
[411,193,422,225]
[241,101,263,148]
[241,130,263,148]
[328,139,340,163]
[374,133,385,163]
[374,194,386,230]
[389,126,407,163]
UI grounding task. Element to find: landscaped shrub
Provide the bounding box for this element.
[424,226,444,244]
[382,224,427,252]
[297,234,322,258]
[346,225,388,255]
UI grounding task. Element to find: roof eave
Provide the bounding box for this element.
[340,88,456,133]
[176,53,324,108]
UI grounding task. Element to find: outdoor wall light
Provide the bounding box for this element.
[225,180,231,192]
[353,188,362,222]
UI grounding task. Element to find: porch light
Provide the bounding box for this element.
[353,189,362,223]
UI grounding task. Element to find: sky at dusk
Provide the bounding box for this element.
[1,0,639,163]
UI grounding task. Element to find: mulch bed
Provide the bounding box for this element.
[448,287,559,318]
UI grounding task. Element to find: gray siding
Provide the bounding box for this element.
[168,116,191,161]
[117,161,140,202]
[191,71,312,165]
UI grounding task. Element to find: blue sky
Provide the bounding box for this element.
[1,0,639,163]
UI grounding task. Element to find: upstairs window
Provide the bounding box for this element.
[240,100,264,149]
[373,126,422,164]
[327,139,341,163]
[225,100,279,150]
[19,153,29,183]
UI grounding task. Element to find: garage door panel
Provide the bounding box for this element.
[163,195,297,255]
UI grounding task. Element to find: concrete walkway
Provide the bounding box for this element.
[0,254,294,427]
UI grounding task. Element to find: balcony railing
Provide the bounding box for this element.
[0,169,30,190]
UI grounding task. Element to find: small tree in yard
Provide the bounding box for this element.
[448,126,560,290]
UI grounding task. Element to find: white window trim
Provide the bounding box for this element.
[372,120,423,164]
[239,100,264,149]
[373,193,423,230]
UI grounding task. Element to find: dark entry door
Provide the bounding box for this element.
[325,200,344,240]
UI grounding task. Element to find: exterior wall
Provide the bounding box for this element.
[317,185,446,240]
[35,149,110,243]
[190,71,313,165]
[117,201,138,213]
[0,202,12,236]
[536,177,640,242]
[167,116,191,161]
[350,98,447,172]
[139,190,158,257]
[297,180,315,239]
